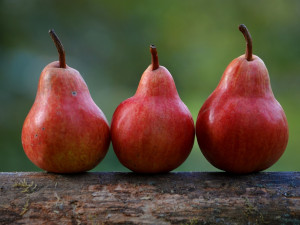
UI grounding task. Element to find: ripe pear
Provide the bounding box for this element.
[21,30,110,173]
[111,45,195,173]
[196,25,289,174]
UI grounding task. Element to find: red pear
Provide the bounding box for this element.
[21,30,110,173]
[196,25,289,174]
[111,45,195,173]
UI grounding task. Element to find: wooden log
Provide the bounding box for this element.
[0,172,299,225]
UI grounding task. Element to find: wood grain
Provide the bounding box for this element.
[0,172,299,224]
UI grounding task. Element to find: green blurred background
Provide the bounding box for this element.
[0,0,299,172]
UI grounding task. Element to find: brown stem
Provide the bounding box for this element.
[150,45,159,70]
[49,29,66,68]
[238,24,253,61]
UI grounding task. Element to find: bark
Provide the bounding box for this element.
[0,172,299,225]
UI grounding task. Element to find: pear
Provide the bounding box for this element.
[196,25,289,174]
[21,30,110,173]
[111,45,195,173]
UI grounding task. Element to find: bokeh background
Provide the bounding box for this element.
[0,0,299,172]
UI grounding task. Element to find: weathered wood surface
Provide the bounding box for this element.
[0,172,299,225]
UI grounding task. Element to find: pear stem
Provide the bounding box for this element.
[239,24,253,61]
[150,45,159,70]
[49,29,66,68]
